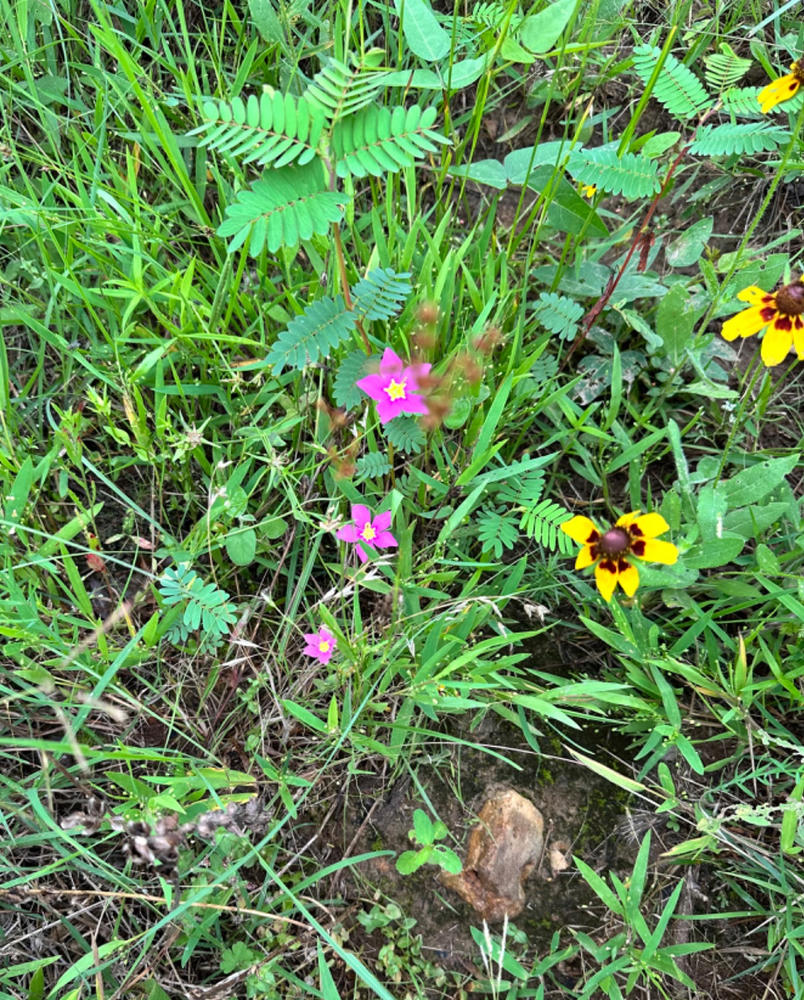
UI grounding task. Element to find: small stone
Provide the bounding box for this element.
[439,789,544,922]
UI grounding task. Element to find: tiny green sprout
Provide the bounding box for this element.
[395,808,462,876]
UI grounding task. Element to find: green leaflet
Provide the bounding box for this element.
[567,145,660,200]
[216,162,344,255]
[632,44,713,120]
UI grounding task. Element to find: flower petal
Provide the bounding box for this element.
[758,73,800,113]
[561,515,600,545]
[594,561,618,602]
[617,562,640,597]
[761,325,792,366]
[351,504,372,529]
[615,510,640,529]
[336,524,359,543]
[356,373,387,401]
[575,545,596,570]
[639,538,679,565]
[373,530,398,549]
[721,305,770,341]
[736,285,773,306]
[793,324,804,360]
[375,396,404,423]
[632,512,670,539]
[379,348,404,372]
[372,510,393,532]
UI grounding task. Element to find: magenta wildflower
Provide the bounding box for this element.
[356,348,431,424]
[336,504,398,564]
[303,626,336,664]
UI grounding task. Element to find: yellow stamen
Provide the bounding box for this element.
[319,640,330,652]
[384,378,407,402]
[361,523,377,541]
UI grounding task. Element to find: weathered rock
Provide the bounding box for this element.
[440,788,544,922]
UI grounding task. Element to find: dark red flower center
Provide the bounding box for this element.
[774,280,804,317]
[598,527,629,557]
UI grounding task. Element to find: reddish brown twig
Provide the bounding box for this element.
[560,103,720,371]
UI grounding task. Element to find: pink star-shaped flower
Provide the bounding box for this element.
[336,504,398,563]
[303,626,336,664]
[356,348,431,424]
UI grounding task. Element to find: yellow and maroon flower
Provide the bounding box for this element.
[758,60,804,114]
[721,279,804,367]
[561,512,679,603]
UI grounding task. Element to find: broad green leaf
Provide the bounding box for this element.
[655,283,701,365]
[665,217,713,268]
[225,527,257,566]
[684,534,744,568]
[432,845,463,874]
[248,0,283,42]
[720,454,799,507]
[394,0,450,61]
[281,699,328,733]
[412,808,433,844]
[519,0,577,54]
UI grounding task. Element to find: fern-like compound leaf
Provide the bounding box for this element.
[471,1,524,31]
[332,105,448,178]
[267,295,356,373]
[632,45,713,120]
[721,86,763,116]
[519,498,573,554]
[355,451,392,482]
[304,57,390,120]
[351,268,413,321]
[216,162,343,255]
[704,43,752,92]
[334,348,372,409]
[477,507,519,558]
[689,121,788,156]
[532,291,584,339]
[194,91,325,168]
[384,414,426,454]
[158,565,237,647]
[567,146,660,200]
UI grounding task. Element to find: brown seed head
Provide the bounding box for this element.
[417,302,439,326]
[598,527,629,557]
[775,279,804,317]
[473,326,504,354]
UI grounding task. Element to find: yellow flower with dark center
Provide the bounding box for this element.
[721,279,804,367]
[561,512,679,603]
[758,60,804,113]
[580,183,597,199]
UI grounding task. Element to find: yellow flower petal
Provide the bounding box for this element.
[736,286,771,305]
[561,515,599,545]
[575,545,596,570]
[594,562,618,602]
[761,325,792,366]
[617,562,640,597]
[639,538,679,565]
[615,510,640,528]
[633,512,670,539]
[793,326,804,360]
[758,73,800,114]
[721,305,771,341]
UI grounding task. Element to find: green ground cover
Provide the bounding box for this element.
[1,0,803,997]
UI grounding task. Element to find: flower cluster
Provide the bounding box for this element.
[561,511,678,602]
[721,279,804,367]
